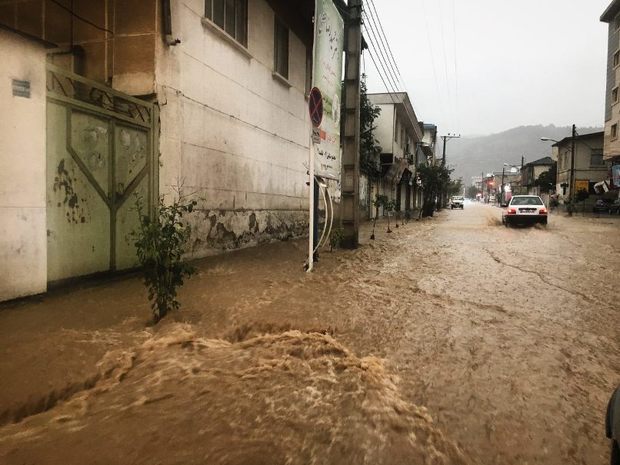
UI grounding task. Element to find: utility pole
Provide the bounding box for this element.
[340,0,362,248]
[520,155,524,194]
[439,133,460,207]
[501,167,505,204]
[570,123,576,204]
[441,133,461,166]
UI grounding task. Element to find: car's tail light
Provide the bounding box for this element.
[507,208,517,215]
[539,208,547,215]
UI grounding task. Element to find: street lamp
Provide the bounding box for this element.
[540,125,577,208]
[500,162,521,204]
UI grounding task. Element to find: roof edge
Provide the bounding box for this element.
[601,0,620,22]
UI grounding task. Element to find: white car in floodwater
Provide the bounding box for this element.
[450,196,464,209]
[502,195,548,227]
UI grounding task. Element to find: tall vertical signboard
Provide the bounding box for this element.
[307,0,344,271]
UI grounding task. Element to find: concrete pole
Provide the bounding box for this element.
[340,0,362,248]
[570,124,576,203]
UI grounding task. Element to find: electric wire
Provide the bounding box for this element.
[362,15,400,94]
[364,46,399,106]
[421,0,448,128]
[367,0,406,90]
[49,0,114,34]
[437,0,454,130]
[361,22,399,95]
[452,0,460,129]
[363,1,404,91]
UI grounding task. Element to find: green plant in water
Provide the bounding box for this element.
[329,228,345,251]
[133,194,197,323]
[384,199,396,233]
[371,194,388,240]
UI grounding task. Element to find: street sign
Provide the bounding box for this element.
[574,179,589,193]
[308,87,323,128]
[312,127,321,144]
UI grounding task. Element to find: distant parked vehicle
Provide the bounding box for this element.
[450,196,464,209]
[593,198,613,214]
[609,199,620,215]
[502,195,548,227]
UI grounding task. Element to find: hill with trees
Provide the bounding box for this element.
[443,124,602,185]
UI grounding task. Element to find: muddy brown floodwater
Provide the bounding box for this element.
[0,203,618,464]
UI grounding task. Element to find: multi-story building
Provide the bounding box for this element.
[0,0,324,301]
[521,156,555,194]
[552,132,607,201]
[601,1,620,190]
[367,92,424,214]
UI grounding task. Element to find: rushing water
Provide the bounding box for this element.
[0,203,618,464]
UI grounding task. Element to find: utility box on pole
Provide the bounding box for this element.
[341,0,362,248]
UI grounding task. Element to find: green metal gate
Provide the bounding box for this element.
[46,64,158,282]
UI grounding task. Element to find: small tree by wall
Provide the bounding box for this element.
[359,76,382,181]
[133,194,197,324]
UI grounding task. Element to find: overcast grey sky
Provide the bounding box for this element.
[363,0,611,136]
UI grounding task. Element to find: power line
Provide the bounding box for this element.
[437,0,453,129]
[49,0,114,35]
[362,14,401,93]
[364,46,399,106]
[361,22,400,95]
[452,0,460,129]
[421,0,448,128]
[365,0,405,90]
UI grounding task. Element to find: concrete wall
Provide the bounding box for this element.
[0,29,47,300]
[156,0,310,257]
[0,0,159,95]
[374,104,394,155]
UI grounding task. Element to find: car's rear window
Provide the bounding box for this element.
[510,197,543,206]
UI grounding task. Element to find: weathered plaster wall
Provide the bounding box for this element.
[373,104,394,155]
[155,0,310,257]
[0,29,47,300]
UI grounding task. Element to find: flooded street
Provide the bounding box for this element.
[0,203,618,464]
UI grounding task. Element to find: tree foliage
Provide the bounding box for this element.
[466,185,479,199]
[359,76,382,180]
[535,163,557,193]
[417,164,452,217]
[133,195,197,323]
[447,178,463,197]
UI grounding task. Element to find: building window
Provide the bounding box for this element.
[205,0,248,46]
[394,120,399,143]
[274,17,289,79]
[614,50,620,68]
[590,149,605,166]
[612,123,618,140]
[614,87,619,104]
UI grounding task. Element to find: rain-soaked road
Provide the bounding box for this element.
[0,202,618,464]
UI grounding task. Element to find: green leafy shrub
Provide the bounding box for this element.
[329,228,345,251]
[384,199,396,233]
[133,195,197,323]
[371,194,388,240]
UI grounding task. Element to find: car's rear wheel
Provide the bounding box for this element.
[611,439,620,465]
